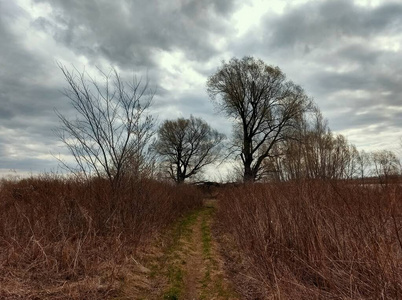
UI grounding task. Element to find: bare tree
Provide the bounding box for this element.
[371,150,400,185]
[154,116,225,184]
[56,64,155,188]
[263,109,361,181]
[356,150,371,182]
[207,56,313,182]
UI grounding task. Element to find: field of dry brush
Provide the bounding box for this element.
[215,180,402,299]
[0,176,203,298]
[1,177,401,299]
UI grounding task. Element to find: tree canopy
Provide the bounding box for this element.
[207,56,313,182]
[154,115,225,183]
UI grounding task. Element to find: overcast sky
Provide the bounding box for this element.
[1,0,402,179]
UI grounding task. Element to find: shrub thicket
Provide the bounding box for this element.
[216,181,402,299]
[0,175,203,298]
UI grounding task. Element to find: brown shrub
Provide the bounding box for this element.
[215,180,402,299]
[0,175,203,298]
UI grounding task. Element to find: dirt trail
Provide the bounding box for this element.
[118,199,238,299]
[182,213,204,299]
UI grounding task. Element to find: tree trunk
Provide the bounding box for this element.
[177,175,186,184]
[243,162,255,182]
[243,136,256,182]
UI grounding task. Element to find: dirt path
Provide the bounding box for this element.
[117,199,238,299]
[182,213,204,299]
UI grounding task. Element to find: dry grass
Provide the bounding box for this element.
[0,175,203,299]
[215,180,402,299]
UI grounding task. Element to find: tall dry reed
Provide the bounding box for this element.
[216,180,402,299]
[0,175,203,298]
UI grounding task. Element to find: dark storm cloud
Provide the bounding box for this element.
[32,0,238,68]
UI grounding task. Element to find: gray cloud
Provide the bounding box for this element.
[0,156,58,173]
[32,0,238,68]
[1,0,401,176]
[0,5,73,173]
[0,0,241,175]
[267,0,402,49]
[228,0,402,141]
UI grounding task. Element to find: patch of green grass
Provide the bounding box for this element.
[163,287,181,300]
[163,265,184,299]
[200,208,214,298]
[200,206,239,299]
[201,208,213,259]
[168,265,183,283]
[201,268,211,288]
[148,262,159,279]
[162,209,200,298]
[170,210,198,246]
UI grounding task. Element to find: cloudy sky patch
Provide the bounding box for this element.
[1,0,401,177]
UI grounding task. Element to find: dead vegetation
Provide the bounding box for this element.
[2,175,402,299]
[215,180,402,299]
[0,175,203,299]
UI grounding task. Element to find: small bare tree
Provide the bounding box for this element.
[56,64,155,188]
[263,109,360,181]
[357,150,371,181]
[371,150,400,185]
[154,116,225,184]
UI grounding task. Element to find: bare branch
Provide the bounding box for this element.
[56,64,156,188]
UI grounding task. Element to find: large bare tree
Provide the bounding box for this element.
[207,56,313,182]
[56,64,155,188]
[154,116,225,184]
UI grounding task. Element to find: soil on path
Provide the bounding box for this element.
[181,210,204,299]
[117,199,238,300]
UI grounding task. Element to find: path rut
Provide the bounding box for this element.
[118,199,238,299]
